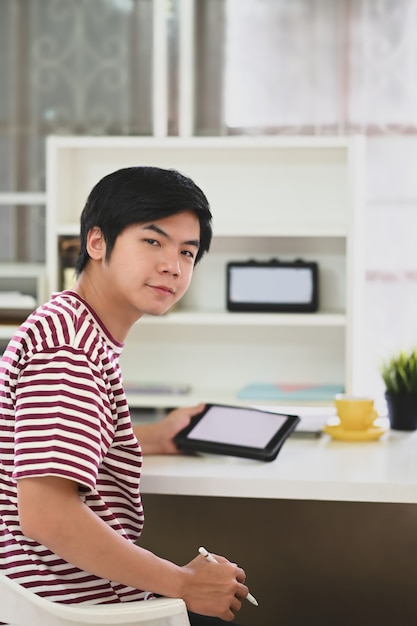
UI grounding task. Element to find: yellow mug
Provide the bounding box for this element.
[334,395,378,431]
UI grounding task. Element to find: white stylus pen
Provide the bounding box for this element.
[198,546,259,607]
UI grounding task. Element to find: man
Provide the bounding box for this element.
[0,166,247,624]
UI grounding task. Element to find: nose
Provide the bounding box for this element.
[159,252,181,277]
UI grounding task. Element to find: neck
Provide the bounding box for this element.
[73,271,139,343]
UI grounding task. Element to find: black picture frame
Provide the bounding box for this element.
[226,260,319,313]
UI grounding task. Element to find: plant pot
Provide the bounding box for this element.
[385,392,417,431]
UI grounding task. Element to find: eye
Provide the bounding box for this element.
[144,238,160,246]
[181,249,196,259]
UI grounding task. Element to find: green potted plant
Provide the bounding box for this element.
[380,347,417,431]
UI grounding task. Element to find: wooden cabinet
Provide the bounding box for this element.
[46,135,365,407]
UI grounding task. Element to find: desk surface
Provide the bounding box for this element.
[141,426,417,504]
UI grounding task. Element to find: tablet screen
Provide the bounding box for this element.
[185,405,288,449]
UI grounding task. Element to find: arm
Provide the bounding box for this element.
[134,403,205,454]
[17,475,248,621]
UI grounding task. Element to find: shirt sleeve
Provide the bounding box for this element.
[13,346,111,491]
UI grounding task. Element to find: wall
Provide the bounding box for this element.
[363,136,417,410]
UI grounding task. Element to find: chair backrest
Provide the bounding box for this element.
[0,571,190,626]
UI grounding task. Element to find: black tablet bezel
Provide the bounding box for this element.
[173,403,300,462]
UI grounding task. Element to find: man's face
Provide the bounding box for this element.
[100,210,201,318]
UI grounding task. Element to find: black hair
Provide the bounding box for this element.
[75,166,213,274]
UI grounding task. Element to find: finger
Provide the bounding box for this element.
[235,565,246,583]
[209,553,228,564]
[230,596,243,614]
[236,581,249,600]
[190,402,205,416]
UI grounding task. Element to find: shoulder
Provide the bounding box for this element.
[3,292,121,375]
[13,291,98,355]
[32,292,88,339]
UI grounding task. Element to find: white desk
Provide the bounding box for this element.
[140,424,417,626]
[141,426,417,504]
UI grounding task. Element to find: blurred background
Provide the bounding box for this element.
[1,0,417,406]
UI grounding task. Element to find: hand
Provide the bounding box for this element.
[180,552,248,621]
[133,403,205,455]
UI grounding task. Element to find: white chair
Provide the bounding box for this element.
[0,571,190,626]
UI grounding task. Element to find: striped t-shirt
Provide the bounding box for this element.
[0,291,148,604]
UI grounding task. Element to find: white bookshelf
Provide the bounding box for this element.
[46,135,365,407]
[0,263,46,343]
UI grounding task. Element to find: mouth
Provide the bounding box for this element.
[148,284,175,296]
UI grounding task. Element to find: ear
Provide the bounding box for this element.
[86,227,106,261]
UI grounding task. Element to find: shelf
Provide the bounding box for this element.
[46,135,354,251]
[0,263,45,277]
[125,388,335,410]
[46,135,359,150]
[126,389,228,409]
[56,224,348,239]
[0,264,45,334]
[0,324,19,340]
[57,224,81,237]
[47,135,365,398]
[209,224,349,238]
[140,310,346,327]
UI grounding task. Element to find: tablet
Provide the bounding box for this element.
[173,404,300,462]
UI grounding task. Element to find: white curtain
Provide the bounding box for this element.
[222,0,417,133]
